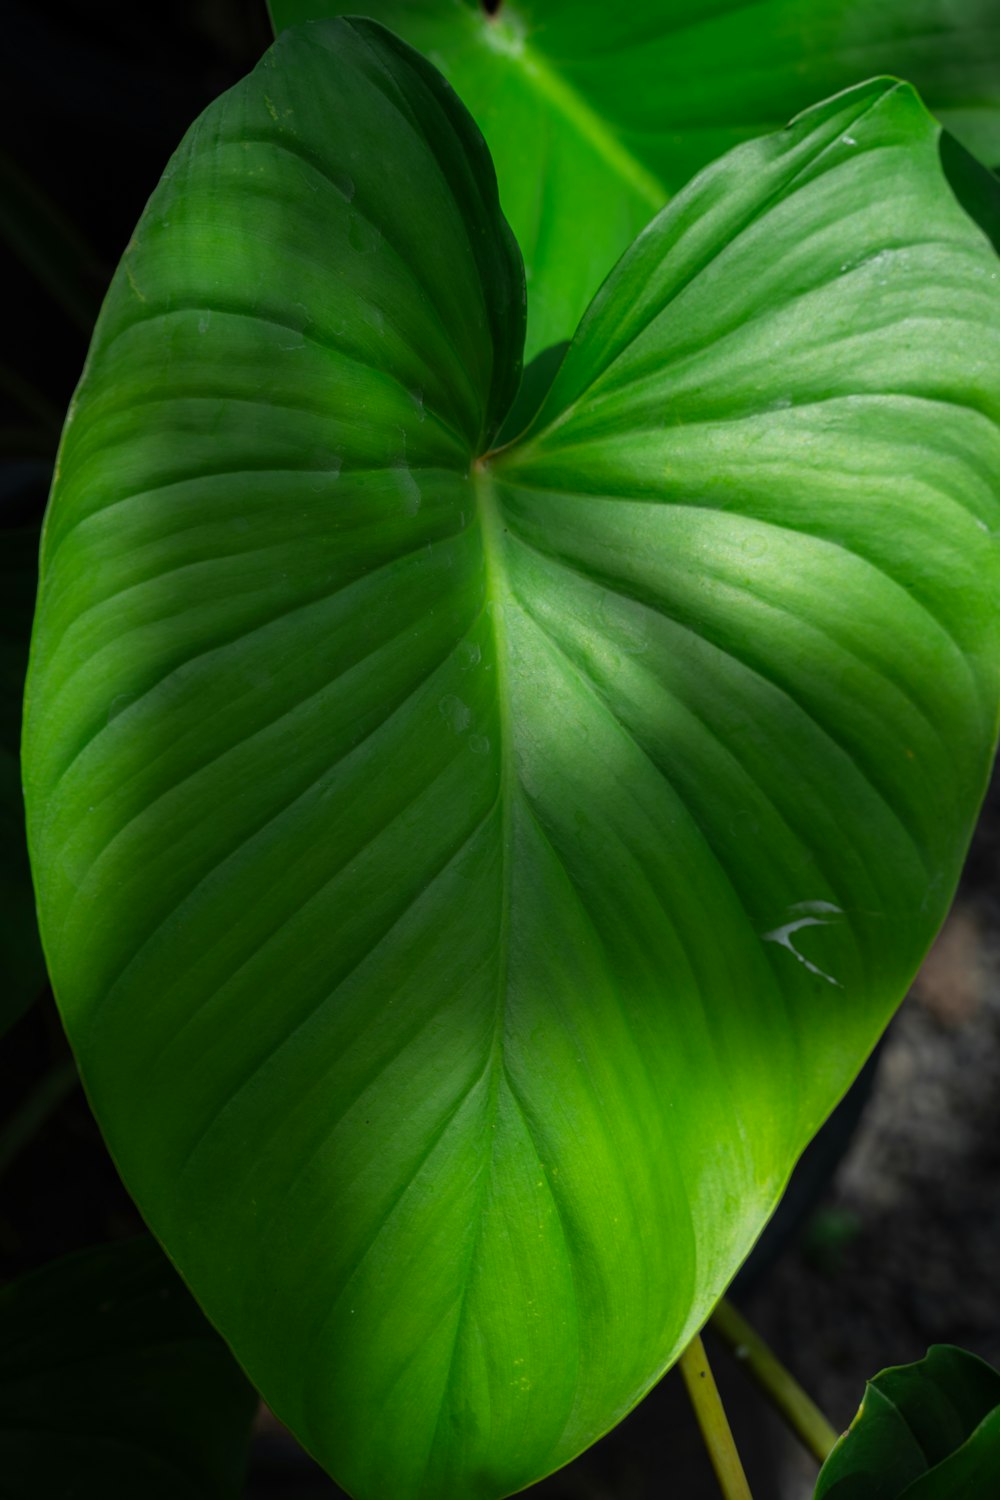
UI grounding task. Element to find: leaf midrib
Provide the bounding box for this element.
[472,458,514,1080]
[416,460,515,1490]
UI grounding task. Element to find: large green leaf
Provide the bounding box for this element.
[268,0,1000,358]
[22,18,1000,1500]
[814,1346,1000,1498]
[0,1236,258,1496]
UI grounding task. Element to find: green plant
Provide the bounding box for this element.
[11,4,1000,1498]
[814,1346,1000,1498]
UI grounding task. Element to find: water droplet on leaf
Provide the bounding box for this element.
[439,695,471,734]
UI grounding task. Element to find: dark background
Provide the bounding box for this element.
[2,4,998,1497]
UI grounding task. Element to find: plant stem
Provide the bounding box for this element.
[710,1297,838,1463]
[0,1059,78,1183]
[678,1332,754,1500]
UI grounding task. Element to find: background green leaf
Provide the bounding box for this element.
[0,1236,257,1498]
[268,0,1000,361]
[814,1345,1000,1498]
[22,23,1000,1500]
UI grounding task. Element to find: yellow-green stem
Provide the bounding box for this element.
[711,1297,838,1464]
[678,1332,754,1500]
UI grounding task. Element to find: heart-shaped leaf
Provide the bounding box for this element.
[0,1236,258,1496]
[267,0,1000,358]
[814,1345,1000,1498]
[22,19,1000,1500]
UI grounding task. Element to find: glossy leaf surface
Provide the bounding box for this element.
[22,20,1000,1500]
[268,0,1000,357]
[0,1236,257,1497]
[814,1346,1000,1498]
